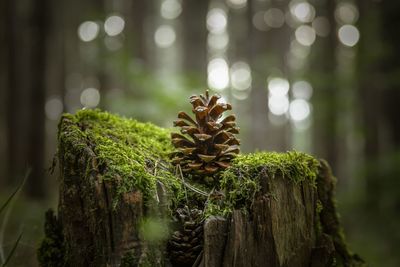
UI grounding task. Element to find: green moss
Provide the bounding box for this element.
[59,109,185,208]
[205,151,320,216]
[59,109,319,218]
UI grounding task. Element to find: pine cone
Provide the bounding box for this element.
[168,207,203,267]
[171,90,240,176]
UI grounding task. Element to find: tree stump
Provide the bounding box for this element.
[38,110,365,267]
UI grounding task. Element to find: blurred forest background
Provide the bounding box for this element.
[0,0,399,266]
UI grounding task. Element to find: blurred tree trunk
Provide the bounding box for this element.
[26,0,49,198]
[357,0,400,202]
[357,0,381,179]
[227,5,251,152]
[310,0,338,172]
[3,0,48,197]
[130,0,149,61]
[379,1,400,150]
[247,0,291,152]
[182,0,209,77]
[246,0,269,151]
[0,0,6,186]
[5,0,20,186]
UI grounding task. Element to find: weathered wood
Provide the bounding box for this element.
[38,110,365,267]
[203,216,228,267]
[57,118,144,266]
[214,174,316,267]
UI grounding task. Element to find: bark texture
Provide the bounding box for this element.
[200,161,364,267]
[38,110,364,267]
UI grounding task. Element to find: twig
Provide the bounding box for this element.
[176,165,208,197]
[176,165,189,204]
[154,161,159,203]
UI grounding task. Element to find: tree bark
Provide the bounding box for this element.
[38,111,364,267]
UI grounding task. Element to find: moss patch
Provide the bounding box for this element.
[205,151,320,216]
[59,109,185,209]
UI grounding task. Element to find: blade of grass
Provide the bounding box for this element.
[0,169,30,216]
[0,169,30,263]
[1,233,22,267]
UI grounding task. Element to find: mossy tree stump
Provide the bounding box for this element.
[38,110,364,267]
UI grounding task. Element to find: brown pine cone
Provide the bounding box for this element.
[171,90,240,176]
[167,207,203,267]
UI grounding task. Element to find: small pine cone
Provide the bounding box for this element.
[168,207,204,267]
[171,90,240,176]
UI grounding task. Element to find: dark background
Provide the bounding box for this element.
[1,0,399,266]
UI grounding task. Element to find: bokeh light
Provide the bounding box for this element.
[207,8,227,34]
[80,88,100,108]
[289,99,310,121]
[295,25,316,46]
[78,21,99,42]
[292,80,313,100]
[207,58,229,91]
[227,0,247,9]
[230,61,252,91]
[45,97,63,121]
[335,2,359,25]
[269,95,289,115]
[161,0,182,20]
[338,25,360,47]
[264,8,285,28]
[268,77,290,97]
[290,1,315,23]
[268,77,290,115]
[252,11,269,31]
[104,15,125,36]
[154,25,176,48]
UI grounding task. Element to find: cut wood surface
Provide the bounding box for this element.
[38,110,365,267]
